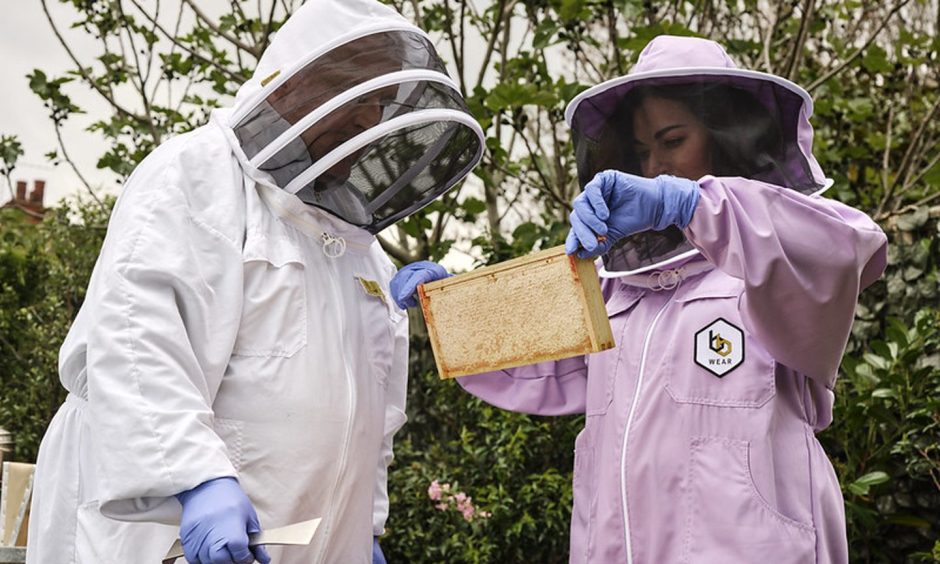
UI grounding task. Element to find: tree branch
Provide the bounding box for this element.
[444,0,467,95]
[4,175,15,203]
[377,233,413,265]
[431,185,464,250]
[474,0,509,87]
[881,203,940,226]
[760,2,783,74]
[117,2,160,144]
[181,0,259,57]
[893,94,940,192]
[156,0,187,104]
[52,119,105,209]
[128,0,249,84]
[229,0,257,48]
[497,182,525,223]
[141,0,161,84]
[806,0,912,92]
[0,331,31,366]
[890,149,940,214]
[258,0,279,57]
[783,0,815,81]
[515,123,571,212]
[879,105,894,202]
[607,1,624,75]
[39,0,143,121]
[482,159,503,236]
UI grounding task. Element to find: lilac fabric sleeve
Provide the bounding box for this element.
[456,356,589,416]
[684,176,888,387]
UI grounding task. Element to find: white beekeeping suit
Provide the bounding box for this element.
[26,0,483,562]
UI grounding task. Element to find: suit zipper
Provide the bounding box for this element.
[621,297,671,564]
[315,249,356,562]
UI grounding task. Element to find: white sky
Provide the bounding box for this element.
[0,1,121,207]
[0,1,534,269]
[0,1,480,205]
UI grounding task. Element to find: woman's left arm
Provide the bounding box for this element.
[684,176,888,387]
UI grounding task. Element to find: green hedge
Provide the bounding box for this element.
[0,197,940,563]
[1,205,938,562]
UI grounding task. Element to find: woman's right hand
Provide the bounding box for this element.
[390,261,451,309]
[565,170,700,258]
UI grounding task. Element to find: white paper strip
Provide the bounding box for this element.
[162,518,320,563]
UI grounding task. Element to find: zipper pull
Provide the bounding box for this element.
[321,232,346,258]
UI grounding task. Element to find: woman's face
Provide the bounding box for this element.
[631,96,712,180]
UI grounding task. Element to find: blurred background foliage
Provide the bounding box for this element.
[1,0,938,561]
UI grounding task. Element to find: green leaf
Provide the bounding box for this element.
[895,207,929,231]
[0,134,24,173]
[853,361,879,385]
[862,45,891,73]
[484,82,559,111]
[461,197,487,215]
[846,471,889,495]
[855,471,890,486]
[532,19,560,50]
[885,515,932,528]
[558,0,590,21]
[922,159,940,187]
[862,352,889,371]
[845,98,874,119]
[512,222,537,239]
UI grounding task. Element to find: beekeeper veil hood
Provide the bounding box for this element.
[220,0,484,234]
[565,35,831,276]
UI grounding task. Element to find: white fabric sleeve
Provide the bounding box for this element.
[86,173,245,524]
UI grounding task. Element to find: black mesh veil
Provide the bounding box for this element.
[232,29,483,233]
[569,75,823,274]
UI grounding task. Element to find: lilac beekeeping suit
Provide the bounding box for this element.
[459,36,888,564]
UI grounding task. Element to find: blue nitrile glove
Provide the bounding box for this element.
[390,261,451,309]
[564,171,700,259]
[175,477,271,564]
[373,537,387,564]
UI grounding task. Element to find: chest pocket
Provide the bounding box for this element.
[231,235,307,358]
[661,283,775,408]
[585,287,643,415]
[354,273,404,388]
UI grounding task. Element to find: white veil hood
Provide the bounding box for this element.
[216,0,484,234]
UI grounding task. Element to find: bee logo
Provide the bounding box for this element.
[709,331,733,357]
[695,319,744,377]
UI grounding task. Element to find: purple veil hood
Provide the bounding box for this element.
[565,35,829,190]
[564,35,832,276]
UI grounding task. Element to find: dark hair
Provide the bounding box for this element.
[589,82,793,269]
[596,81,787,180]
[572,78,821,272]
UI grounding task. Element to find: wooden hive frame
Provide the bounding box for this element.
[418,245,615,379]
[0,462,34,548]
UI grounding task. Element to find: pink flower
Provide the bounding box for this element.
[427,480,442,501]
[427,481,491,522]
[462,505,475,521]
